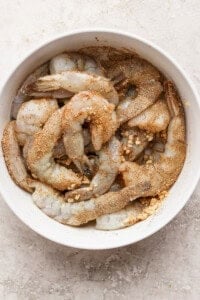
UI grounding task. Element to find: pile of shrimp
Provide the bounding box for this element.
[1,47,186,230]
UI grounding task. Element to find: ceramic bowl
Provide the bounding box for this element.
[0,29,199,250]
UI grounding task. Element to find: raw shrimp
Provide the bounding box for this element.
[50,53,104,75]
[52,128,91,159]
[128,98,170,133]
[62,92,118,172]
[80,46,134,69]
[2,121,32,192]
[15,99,58,146]
[65,137,121,201]
[121,128,153,161]
[107,58,163,123]
[27,71,119,105]
[27,108,83,191]
[120,81,186,195]
[11,63,49,119]
[22,136,33,161]
[29,180,151,226]
[96,197,162,230]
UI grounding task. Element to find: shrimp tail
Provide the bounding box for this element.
[164,80,182,117]
[29,75,62,92]
[74,155,93,174]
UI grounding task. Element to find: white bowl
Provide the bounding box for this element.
[0,29,200,250]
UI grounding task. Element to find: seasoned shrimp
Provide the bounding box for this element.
[52,128,91,159]
[27,108,82,191]
[121,128,153,161]
[29,181,151,226]
[27,71,119,105]
[11,63,49,119]
[81,46,134,69]
[50,53,104,75]
[120,81,186,195]
[15,99,58,146]
[65,137,121,201]
[128,98,170,133]
[62,92,118,172]
[96,196,162,230]
[2,121,32,192]
[107,58,163,123]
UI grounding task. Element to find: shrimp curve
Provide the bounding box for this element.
[107,58,163,123]
[128,98,170,133]
[65,137,121,201]
[29,181,151,226]
[50,52,104,76]
[62,91,118,172]
[15,99,58,146]
[27,108,82,191]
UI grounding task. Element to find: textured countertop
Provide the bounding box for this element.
[0,1,200,299]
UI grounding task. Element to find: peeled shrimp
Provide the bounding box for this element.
[29,181,151,226]
[52,128,91,159]
[50,53,104,76]
[11,63,49,119]
[65,137,121,201]
[2,121,32,192]
[128,98,170,133]
[27,71,119,105]
[27,108,82,191]
[120,81,186,195]
[96,197,162,230]
[15,99,58,146]
[121,128,153,161]
[107,58,163,123]
[81,46,134,69]
[62,92,118,172]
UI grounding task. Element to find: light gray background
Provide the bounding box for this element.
[0,1,200,299]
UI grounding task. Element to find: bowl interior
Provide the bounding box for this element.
[0,30,199,250]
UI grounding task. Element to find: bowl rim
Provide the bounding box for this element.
[1,28,200,250]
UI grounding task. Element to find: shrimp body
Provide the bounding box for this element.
[62,92,118,171]
[96,197,162,230]
[108,58,163,123]
[120,81,186,195]
[30,181,149,226]
[27,108,82,191]
[11,63,49,119]
[65,137,122,201]
[121,128,153,161]
[128,99,170,133]
[2,121,32,192]
[50,53,104,76]
[52,128,90,159]
[28,71,119,105]
[15,99,58,146]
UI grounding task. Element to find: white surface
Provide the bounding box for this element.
[0,0,200,299]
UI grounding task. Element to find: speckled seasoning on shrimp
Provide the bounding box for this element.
[1,46,186,230]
